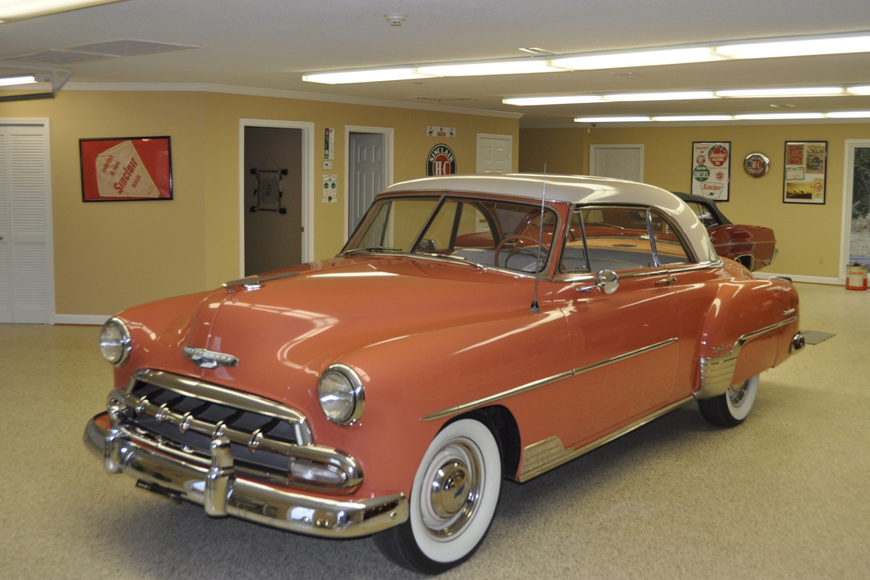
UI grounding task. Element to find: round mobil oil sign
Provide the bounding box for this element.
[427,144,456,176]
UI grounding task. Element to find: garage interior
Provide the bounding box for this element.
[2,1,869,578]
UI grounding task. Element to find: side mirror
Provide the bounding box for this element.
[595,269,619,294]
[575,269,619,295]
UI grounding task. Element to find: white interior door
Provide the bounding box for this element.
[347,127,393,238]
[590,145,644,182]
[476,134,512,173]
[0,121,55,324]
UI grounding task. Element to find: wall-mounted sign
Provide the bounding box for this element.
[322,174,338,203]
[743,153,770,178]
[426,126,456,138]
[691,141,730,201]
[783,141,827,204]
[324,128,334,160]
[427,143,456,176]
[80,136,173,202]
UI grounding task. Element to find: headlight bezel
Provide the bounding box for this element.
[99,317,131,366]
[317,364,365,426]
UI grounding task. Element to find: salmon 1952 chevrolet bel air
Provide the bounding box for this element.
[85,174,804,574]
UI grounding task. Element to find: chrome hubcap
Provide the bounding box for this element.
[420,439,482,539]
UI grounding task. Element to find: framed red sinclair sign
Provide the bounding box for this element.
[80,136,173,202]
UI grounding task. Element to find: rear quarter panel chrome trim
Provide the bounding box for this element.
[695,316,798,399]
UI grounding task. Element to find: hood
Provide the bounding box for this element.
[161,256,539,404]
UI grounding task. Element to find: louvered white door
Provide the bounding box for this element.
[0,122,55,324]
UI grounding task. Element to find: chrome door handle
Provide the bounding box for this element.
[654,276,677,286]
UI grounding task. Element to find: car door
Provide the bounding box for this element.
[555,205,691,448]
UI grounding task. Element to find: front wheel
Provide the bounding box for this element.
[374,418,502,574]
[698,375,759,427]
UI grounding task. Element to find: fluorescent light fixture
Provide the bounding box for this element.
[552,47,721,71]
[827,111,870,119]
[503,95,605,106]
[604,90,715,102]
[846,85,870,95]
[417,59,557,77]
[651,115,734,122]
[0,0,128,22]
[716,87,844,98]
[575,116,652,123]
[0,74,37,87]
[734,112,826,121]
[302,67,432,85]
[715,32,870,59]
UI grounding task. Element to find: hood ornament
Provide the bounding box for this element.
[223,271,300,293]
[183,346,240,369]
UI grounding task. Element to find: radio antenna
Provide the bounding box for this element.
[531,167,547,313]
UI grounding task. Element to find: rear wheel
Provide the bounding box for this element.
[698,375,759,427]
[374,418,502,574]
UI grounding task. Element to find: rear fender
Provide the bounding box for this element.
[696,278,798,399]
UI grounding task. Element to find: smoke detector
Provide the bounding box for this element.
[385,13,407,26]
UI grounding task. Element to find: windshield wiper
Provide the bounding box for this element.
[412,252,485,269]
[343,246,404,256]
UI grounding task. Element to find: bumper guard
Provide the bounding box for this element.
[84,413,407,538]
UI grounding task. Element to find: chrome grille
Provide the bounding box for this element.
[117,370,311,484]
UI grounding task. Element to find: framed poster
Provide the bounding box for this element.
[691,141,730,201]
[783,141,827,204]
[80,136,173,201]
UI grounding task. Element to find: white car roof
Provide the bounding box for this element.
[384,174,717,263]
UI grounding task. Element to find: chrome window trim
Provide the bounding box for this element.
[420,338,678,422]
[554,260,722,284]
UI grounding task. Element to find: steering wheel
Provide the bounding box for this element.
[493,235,550,270]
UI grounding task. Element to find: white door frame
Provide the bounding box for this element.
[344,125,394,240]
[589,144,644,181]
[839,139,870,281]
[239,119,314,275]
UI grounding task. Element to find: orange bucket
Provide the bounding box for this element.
[846,263,868,291]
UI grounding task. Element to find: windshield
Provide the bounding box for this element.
[343,195,557,273]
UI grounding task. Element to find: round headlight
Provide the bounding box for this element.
[100,318,131,366]
[318,365,365,425]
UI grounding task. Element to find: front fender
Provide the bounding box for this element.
[315,306,571,497]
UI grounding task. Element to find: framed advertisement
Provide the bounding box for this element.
[80,136,173,202]
[691,141,730,201]
[783,141,827,204]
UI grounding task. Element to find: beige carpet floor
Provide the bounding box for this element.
[1,282,868,579]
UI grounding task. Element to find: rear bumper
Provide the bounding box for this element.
[84,413,407,538]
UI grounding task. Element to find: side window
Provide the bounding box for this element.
[687,201,719,227]
[561,206,692,273]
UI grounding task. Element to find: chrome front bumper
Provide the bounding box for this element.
[84,413,407,538]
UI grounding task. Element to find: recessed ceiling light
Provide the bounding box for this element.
[0,74,37,87]
[0,0,129,23]
[716,87,844,98]
[303,67,432,84]
[575,116,653,123]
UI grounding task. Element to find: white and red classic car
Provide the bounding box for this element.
[85,174,804,573]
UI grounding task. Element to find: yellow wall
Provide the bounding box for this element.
[1,90,519,317]
[521,124,870,280]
